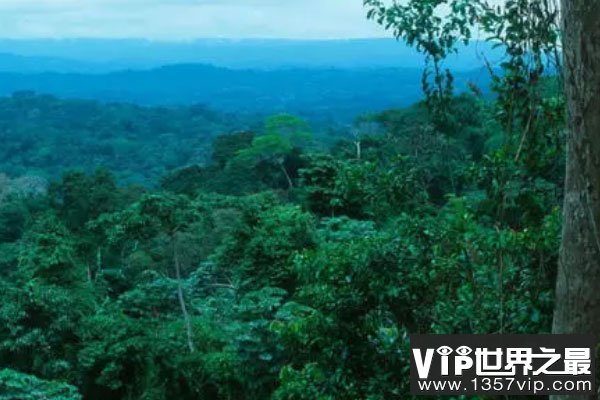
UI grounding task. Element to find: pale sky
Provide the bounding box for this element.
[0,0,387,40]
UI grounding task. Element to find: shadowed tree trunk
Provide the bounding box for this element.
[552,1,600,399]
[280,163,294,190]
[173,234,195,353]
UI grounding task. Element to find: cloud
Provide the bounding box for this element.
[0,0,386,39]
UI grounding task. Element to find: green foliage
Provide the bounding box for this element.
[0,93,246,184]
[264,114,312,144]
[0,369,81,400]
[364,0,564,173]
[212,131,255,168]
[0,87,563,399]
[0,6,566,397]
[237,114,313,190]
[49,169,123,231]
[214,204,317,291]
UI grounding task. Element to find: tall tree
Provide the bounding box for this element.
[237,114,312,190]
[552,0,600,343]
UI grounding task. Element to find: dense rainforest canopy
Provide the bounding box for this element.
[3,0,599,398]
[0,87,564,398]
[0,92,257,185]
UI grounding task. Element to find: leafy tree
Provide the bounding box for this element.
[0,214,92,382]
[49,169,122,231]
[212,131,255,168]
[213,203,317,291]
[237,114,312,190]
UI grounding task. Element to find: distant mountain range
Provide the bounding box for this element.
[0,38,499,72]
[0,39,497,122]
[0,63,490,122]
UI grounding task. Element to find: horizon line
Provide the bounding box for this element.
[0,36,398,43]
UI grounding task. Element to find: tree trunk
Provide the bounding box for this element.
[355,140,362,160]
[552,1,600,399]
[280,163,294,190]
[173,238,195,353]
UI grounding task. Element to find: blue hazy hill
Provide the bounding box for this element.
[0,64,489,122]
[0,38,497,72]
[0,39,495,122]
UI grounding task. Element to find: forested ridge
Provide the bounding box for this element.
[2,0,600,399]
[0,92,255,184]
